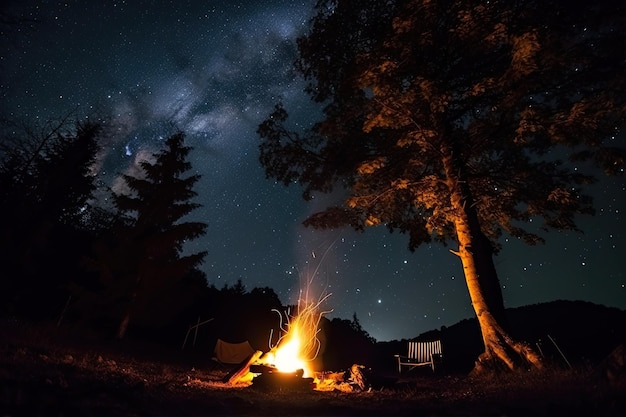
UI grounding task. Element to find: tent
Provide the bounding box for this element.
[213,338,256,364]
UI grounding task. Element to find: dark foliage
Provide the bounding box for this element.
[321,314,377,371]
[83,132,208,339]
[0,119,103,319]
[259,0,625,250]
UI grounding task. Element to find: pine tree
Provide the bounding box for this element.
[108,132,207,339]
[0,120,102,317]
[258,0,625,372]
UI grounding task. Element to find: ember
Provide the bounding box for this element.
[249,365,315,392]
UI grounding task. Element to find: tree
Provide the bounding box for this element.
[257,0,626,372]
[0,119,102,317]
[0,118,101,230]
[97,132,207,339]
[321,314,377,370]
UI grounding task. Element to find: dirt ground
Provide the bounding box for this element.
[1,323,624,416]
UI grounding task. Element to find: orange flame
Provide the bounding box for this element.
[259,246,335,379]
[262,292,331,378]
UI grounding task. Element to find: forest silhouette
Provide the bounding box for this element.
[0,117,381,373]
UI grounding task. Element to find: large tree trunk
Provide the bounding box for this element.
[453,209,543,373]
[442,147,543,373]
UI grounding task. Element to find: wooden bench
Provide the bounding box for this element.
[394,340,442,373]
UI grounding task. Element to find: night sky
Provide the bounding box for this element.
[1,0,624,342]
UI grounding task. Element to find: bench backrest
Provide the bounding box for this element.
[408,340,442,362]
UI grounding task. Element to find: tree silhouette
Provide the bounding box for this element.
[0,119,102,317]
[258,0,625,372]
[0,118,101,228]
[321,314,377,371]
[90,132,207,339]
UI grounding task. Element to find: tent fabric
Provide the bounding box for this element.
[213,338,256,364]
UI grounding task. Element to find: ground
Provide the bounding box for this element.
[1,321,624,416]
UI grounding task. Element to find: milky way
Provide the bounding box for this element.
[1,0,624,341]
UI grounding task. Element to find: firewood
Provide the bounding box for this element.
[223,350,263,385]
[349,364,367,390]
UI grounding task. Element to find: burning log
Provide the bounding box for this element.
[313,364,369,392]
[251,369,315,392]
[248,364,315,392]
[222,350,263,385]
[349,364,367,391]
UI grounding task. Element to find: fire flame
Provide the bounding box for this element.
[257,247,335,379]
[264,322,308,375]
[261,292,331,378]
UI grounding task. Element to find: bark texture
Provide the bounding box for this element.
[442,146,543,373]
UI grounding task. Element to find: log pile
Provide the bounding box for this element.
[312,364,369,392]
[223,353,369,394]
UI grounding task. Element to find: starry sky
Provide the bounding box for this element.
[1,0,624,342]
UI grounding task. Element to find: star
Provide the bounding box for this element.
[1,0,624,341]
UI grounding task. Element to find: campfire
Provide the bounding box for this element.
[221,251,370,392]
[249,291,329,391]
[222,291,368,393]
[262,296,328,374]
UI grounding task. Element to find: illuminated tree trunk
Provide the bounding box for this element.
[442,146,543,373]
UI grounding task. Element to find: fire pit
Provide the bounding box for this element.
[249,364,315,392]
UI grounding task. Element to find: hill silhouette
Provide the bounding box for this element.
[375,300,626,374]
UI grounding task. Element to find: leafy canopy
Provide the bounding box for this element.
[258,0,625,251]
